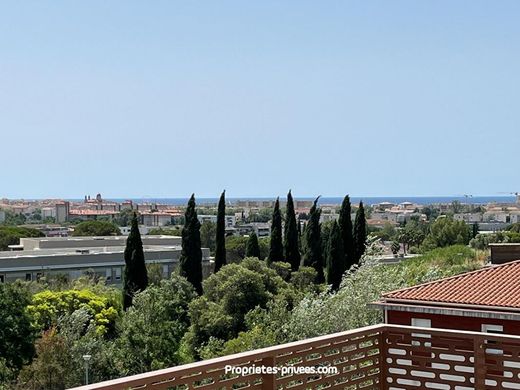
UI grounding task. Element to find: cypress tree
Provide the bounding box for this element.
[179,194,203,294]
[302,197,325,283]
[246,232,261,258]
[268,197,284,264]
[353,201,367,264]
[123,213,148,310]
[214,190,226,272]
[326,220,345,291]
[284,190,300,271]
[472,223,479,239]
[338,195,356,271]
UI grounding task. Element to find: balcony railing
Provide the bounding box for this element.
[69,323,520,390]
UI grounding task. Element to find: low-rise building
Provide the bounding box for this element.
[453,213,483,223]
[0,235,211,284]
[141,212,172,226]
[233,223,270,237]
[374,261,520,336]
[320,213,339,223]
[68,209,119,221]
[198,215,236,227]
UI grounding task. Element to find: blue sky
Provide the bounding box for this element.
[1,1,519,199]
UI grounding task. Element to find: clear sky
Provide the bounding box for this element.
[1,1,519,199]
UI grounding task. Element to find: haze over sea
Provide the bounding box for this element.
[76,196,516,206]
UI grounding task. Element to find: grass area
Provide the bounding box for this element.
[396,244,486,286]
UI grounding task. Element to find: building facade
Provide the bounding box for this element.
[374,260,520,336]
[0,236,212,284]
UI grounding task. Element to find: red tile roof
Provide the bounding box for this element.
[382,260,520,309]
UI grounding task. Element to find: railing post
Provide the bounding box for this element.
[474,336,486,390]
[261,356,276,390]
[378,329,388,390]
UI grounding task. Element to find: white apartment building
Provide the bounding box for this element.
[0,236,212,284]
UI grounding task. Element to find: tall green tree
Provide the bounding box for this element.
[284,190,300,271]
[123,213,148,310]
[353,201,367,264]
[268,198,284,264]
[472,223,479,239]
[421,217,471,251]
[302,197,325,283]
[246,232,261,258]
[338,195,355,270]
[214,191,226,272]
[116,274,196,375]
[0,283,35,378]
[72,220,121,236]
[179,194,203,294]
[326,221,345,291]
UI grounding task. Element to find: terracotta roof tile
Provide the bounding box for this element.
[383,260,520,309]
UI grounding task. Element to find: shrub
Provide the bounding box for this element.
[27,289,120,335]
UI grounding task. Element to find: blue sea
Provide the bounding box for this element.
[92,196,516,206]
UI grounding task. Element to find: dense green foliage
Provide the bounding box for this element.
[182,258,290,359]
[72,220,121,236]
[0,226,44,251]
[399,219,427,253]
[0,191,491,388]
[508,223,520,233]
[199,221,216,254]
[113,208,136,227]
[0,283,35,380]
[214,191,226,272]
[114,275,195,374]
[17,327,74,389]
[283,191,300,271]
[213,244,483,350]
[302,198,324,283]
[0,239,485,388]
[470,231,520,249]
[268,198,284,264]
[338,195,355,270]
[123,214,148,309]
[353,201,367,264]
[325,221,345,291]
[226,235,269,262]
[421,217,471,251]
[147,227,182,236]
[179,195,203,295]
[245,232,261,258]
[28,289,119,336]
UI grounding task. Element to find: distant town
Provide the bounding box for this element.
[3,192,520,389]
[2,192,520,233]
[1,192,519,284]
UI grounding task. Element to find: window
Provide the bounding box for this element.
[163,264,169,277]
[0,274,4,283]
[105,269,112,282]
[115,268,122,281]
[412,318,431,328]
[25,273,32,281]
[411,318,432,347]
[482,324,503,355]
[482,324,504,334]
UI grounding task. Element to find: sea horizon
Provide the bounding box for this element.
[59,195,517,206]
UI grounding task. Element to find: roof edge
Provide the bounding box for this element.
[381,259,520,298]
